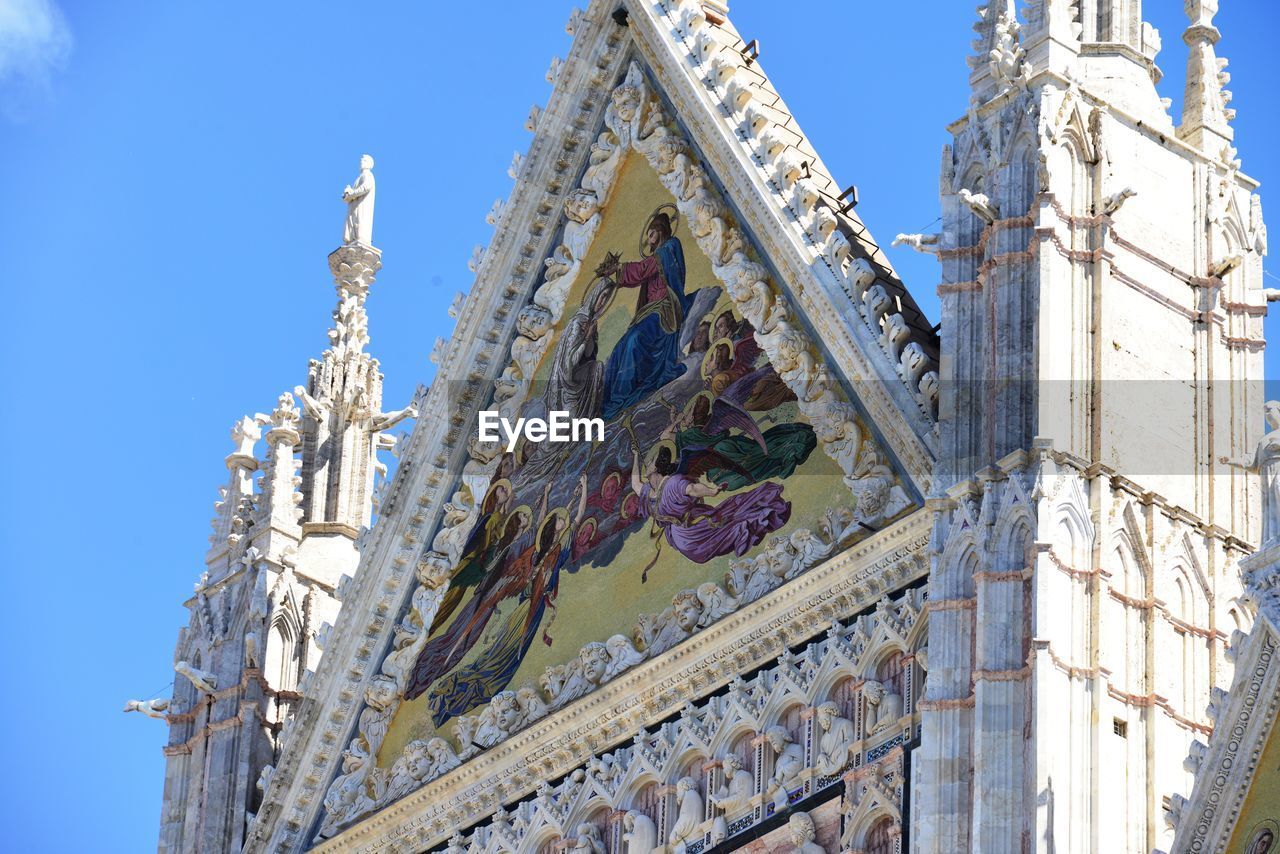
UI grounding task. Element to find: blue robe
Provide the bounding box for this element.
[601,238,691,420]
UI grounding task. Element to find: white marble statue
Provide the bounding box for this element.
[572,823,606,854]
[622,810,657,854]
[1222,400,1280,547]
[669,776,704,853]
[342,154,376,246]
[814,701,856,775]
[864,680,904,734]
[764,726,805,809]
[709,753,754,815]
[175,660,218,693]
[123,698,170,719]
[787,811,827,854]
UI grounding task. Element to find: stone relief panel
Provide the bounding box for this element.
[316,59,920,839]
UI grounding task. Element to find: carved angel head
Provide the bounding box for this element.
[516,304,553,339]
[611,84,642,121]
[579,642,610,685]
[672,590,704,632]
[564,189,600,224]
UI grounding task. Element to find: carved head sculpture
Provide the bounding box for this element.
[765,725,791,753]
[579,642,610,685]
[364,675,399,711]
[817,701,840,731]
[672,590,704,632]
[611,84,642,121]
[654,135,685,169]
[1266,400,1280,430]
[564,189,600,224]
[575,823,605,853]
[360,154,374,171]
[402,739,432,779]
[426,737,455,764]
[722,753,744,775]
[676,776,698,796]
[863,680,885,706]
[516,304,553,339]
[787,812,817,846]
[491,691,522,733]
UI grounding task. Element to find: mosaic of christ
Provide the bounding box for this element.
[384,156,846,755]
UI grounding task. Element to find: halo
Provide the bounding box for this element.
[482,479,513,513]
[583,276,616,315]
[539,507,570,547]
[701,337,735,380]
[643,439,678,472]
[507,505,533,531]
[639,203,681,256]
[619,491,640,521]
[682,390,714,421]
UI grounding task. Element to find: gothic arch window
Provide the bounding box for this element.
[265,615,301,694]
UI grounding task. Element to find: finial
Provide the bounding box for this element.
[341,154,376,246]
[1180,0,1235,151]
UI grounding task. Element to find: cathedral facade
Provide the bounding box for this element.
[143,2,1277,852]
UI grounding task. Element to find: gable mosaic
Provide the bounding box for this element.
[316,59,919,838]
[382,152,845,755]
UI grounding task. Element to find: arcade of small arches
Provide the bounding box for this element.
[415,587,928,854]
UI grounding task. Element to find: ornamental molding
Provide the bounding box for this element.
[247,3,941,849]
[317,513,930,853]
[1168,543,1280,854]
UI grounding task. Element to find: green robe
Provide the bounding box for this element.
[675,422,817,491]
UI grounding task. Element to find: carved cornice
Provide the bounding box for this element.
[317,512,929,852]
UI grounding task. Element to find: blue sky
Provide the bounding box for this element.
[1,1,1276,850]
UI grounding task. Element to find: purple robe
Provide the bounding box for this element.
[640,474,790,564]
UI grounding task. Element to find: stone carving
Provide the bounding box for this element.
[541,636,645,707]
[1223,400,1280,547]
[710,753,754,815]
[863,680,904,733]
[669,776,704,854]
[383,738,461,803]
[175,660,218,694]
[958,187,999,223]
[765,725,805,808]
[814,701,855,775]
[123,698,170,719]
[622,811,658,854]
[1103,186,1137,215]
[342,154,376,246]
[787,811,827,854]
[892,233,940,254]
[408,585,926,853]
[571,823,606,854]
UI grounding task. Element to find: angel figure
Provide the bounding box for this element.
[660,391,816,492]
[421,474,591,724]
[629,440,790,576]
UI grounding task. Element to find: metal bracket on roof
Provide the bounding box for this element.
[838,185,859,213]
[741,39,760,66]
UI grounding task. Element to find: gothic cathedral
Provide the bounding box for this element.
[142,2,1278,852]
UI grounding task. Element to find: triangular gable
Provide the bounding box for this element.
[1168,546,1280,853]
[247,3,940,849]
